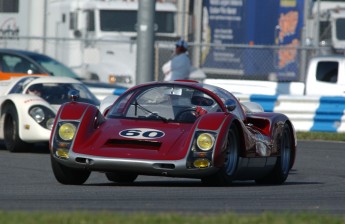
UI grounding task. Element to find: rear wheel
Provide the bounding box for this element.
[3,105,32,152]
[51,156,91,185]
[202,124,240,186]
[105,172,138,183]
[255,123,292,185]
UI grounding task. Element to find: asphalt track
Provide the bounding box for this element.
[1,140,345,214]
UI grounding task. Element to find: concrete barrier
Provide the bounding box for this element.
[235,94,345,133]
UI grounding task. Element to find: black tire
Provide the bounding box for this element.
[105,172,138,183]
[3,105,33,152]
[51,156,90,185]
[255,123,292,185]
[202,124,240,186]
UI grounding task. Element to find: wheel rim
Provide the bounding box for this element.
[281,128,291,175]
[225,129,238,175]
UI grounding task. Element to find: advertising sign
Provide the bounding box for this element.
[201,0,304,81]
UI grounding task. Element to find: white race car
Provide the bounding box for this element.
[0,76,100,152]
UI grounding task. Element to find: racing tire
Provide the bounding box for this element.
[3,105,33,152]
[105,172,138,183]
[255,123,292,185]
[202,124,240,186]
[51,156,91,185]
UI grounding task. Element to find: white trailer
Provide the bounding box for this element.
[0,0,179,87]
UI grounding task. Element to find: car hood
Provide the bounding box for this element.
[73,119,195,160]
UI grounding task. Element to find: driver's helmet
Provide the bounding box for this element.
[191,90,214,107]
[27,84,43,96]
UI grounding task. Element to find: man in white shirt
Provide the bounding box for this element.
[162,39,191,81]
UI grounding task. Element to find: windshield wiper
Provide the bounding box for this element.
[133,100,168,123]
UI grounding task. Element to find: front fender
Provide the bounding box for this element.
[0,94,55,141]
[52,102,104,150]
[196,112,239,168]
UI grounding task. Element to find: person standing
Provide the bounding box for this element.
[162,39,191,81]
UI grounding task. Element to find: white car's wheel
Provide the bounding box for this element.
[3,105,32,152]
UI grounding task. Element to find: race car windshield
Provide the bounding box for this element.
[27,83,100,106]
[107,85,221,123]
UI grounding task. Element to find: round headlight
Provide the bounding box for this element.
[46,118,55,130]
[29,107,45,123]
[197,133,214,151]
[58,123,76,141]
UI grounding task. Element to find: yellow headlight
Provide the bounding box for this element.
[58,123,76,141]
[197,133,214,151]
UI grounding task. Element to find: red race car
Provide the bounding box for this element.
[49,80,297,186]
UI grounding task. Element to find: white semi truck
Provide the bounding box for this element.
[306,0,345,54]
[0,0,179,87]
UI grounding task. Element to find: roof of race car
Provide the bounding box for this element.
[130,80,210,90]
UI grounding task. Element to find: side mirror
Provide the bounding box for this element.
[224,99,236,111]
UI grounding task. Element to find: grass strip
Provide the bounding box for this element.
[297,131,345,142]
[0,211,344,224]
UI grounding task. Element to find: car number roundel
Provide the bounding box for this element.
[119,128,165,140]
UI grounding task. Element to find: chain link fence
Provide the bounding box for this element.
[0,35,335,85]
[155,40,332,83]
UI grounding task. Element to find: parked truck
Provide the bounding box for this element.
[306,0,345,54]
[0,0,179,88]
[205,55,345,96]
[200,0,345,82]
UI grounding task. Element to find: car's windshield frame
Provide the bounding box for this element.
[106,84,223,123]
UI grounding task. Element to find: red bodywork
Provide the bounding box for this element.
[50,81,297,182]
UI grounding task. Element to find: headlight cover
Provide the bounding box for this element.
[197,133,215,151]
[29,106,45,123]
[29,106,56,130]
[58,123,77,141]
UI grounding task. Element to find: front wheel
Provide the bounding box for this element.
[255,123,292,185]
[51,156,91,185]
[202,124,240,186]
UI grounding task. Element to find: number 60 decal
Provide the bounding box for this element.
[119,128,165,139]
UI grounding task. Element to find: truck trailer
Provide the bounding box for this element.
[0,0,179,87]
[200,0,345,82]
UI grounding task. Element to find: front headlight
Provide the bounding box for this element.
[58,123,77,141]
[46,118,55,130]
[197,133,215,151]
[29,107,45,123]
[28,106,55,129]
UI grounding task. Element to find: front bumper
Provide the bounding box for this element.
[53,150,218,178]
